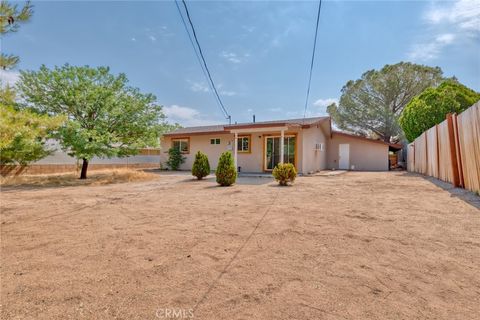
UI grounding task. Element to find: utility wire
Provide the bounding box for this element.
[179,0,231,121]
[174,0,218,111]
[303,0,322,120]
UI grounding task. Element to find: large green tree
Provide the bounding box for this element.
[399,80,480,142]
[0,0,33,69]
[17,64,167,179]
[327,62,444,142]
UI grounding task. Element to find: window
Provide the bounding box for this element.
[210,138,221,145]
[237,135,250,153]
[172,138,189,154]
[314,143,324,151]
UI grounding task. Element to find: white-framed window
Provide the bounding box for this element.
[315,143,324,151]
[172,138,189,154]
[210,138,221,145]
[237,135,250,153]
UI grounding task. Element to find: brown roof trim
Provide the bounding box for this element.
[163,130,229,137]
[332,131,402,148]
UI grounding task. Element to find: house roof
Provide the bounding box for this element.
[163,124,226,136]
[331,131,403,150]
[163,116,329,136]
[225,116,328,129]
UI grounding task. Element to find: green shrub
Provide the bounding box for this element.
[192,151,210,180]
[166,147,185,170]
[215,151,237,186]
[272,163,297,186]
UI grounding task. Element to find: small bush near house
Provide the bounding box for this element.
[272,163,297,186]
[215,151,237,186]
[192,151,210,180]
[166,147,185,170]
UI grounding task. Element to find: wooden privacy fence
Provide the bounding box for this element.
[407,102,480,193]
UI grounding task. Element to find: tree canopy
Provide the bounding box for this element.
[0,0,33,69]
[0,104,64,165]
[16,64,167,178]
[0,81,16,105]
[327,62,444,142]
[1,78,64,166]
[399,80,480,142]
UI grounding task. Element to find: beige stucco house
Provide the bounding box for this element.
[160,117,400,174]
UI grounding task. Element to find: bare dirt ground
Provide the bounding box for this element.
[1,171,479,320]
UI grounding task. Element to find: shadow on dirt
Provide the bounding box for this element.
[401,172,480,210]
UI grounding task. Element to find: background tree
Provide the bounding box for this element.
[0,104,64,165]
[0,80,16,105]
[1,78,63,166]
[17,64,167,179]
[163,122,182,133]
[399,80,480,142]
[0,0,33,69]
[327,62,444,142]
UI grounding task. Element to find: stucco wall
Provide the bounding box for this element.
[160,133,233,171]
[301,125,327,173]
[327,134,389,171]
[238,133,263,172]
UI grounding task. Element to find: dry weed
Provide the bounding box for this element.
[0,169,158,188]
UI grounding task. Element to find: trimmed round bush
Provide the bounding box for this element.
[192,151,210,180]
[272,163,297,186]
[215,151,237,186]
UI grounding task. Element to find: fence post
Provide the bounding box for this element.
[425,132,428,175]
[435,125,440,178]
[412,143,415,172]
[453,113,465,188]
[446,113,461,187]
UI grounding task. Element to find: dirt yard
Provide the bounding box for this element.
[1,171,479,320]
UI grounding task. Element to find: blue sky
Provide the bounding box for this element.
[2,0,479,126]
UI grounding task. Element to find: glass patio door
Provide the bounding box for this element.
[265,136,296,170]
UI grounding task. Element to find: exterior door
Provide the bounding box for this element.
[339,144,350,170]
[265,136,296,170]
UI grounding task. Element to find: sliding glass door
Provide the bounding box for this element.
[265,136,296,170]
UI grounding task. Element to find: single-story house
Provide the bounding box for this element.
[160,117,401,174]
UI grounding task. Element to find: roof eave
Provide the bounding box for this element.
[163,130,228,137]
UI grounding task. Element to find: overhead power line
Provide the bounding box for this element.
[174,0,221,118]
[174,1,214,94]
[176,0,231,122]
[303,0,323,120]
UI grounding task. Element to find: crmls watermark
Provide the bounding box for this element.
[155,308,194,319]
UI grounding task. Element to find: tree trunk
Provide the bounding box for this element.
[80,158,89,179]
